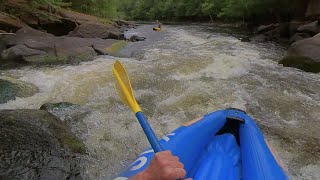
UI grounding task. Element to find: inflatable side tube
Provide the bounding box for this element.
[239,113,288,180]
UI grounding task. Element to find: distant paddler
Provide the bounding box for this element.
[153,20,162,31]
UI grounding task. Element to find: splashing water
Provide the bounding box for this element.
[0,25,319,179]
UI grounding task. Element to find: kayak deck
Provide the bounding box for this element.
[115,108,288,180]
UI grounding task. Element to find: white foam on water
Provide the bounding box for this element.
[297,163,320,180]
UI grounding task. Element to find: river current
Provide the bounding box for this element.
[0,24,319,179]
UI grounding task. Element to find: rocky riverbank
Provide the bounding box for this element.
[255,19,320,73]
[254,0,320,73]
[0,0,138,68]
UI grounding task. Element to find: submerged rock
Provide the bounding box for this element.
[280,33,320,73]
[0,109,86,179]
[0,78,38,104]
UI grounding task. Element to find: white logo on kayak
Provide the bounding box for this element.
[162,133,175,142]
[129,156,148,171]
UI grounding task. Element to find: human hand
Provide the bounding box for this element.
[130,151,192,180]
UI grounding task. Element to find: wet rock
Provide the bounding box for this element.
[92,40,128,55]
[0,109,86,179]
[68,22,124,40]
[40,102,79,111]
[255,23,290,42]
[0,12,29,33]
[114,20,136,29]
[0,78,38,104]
[2,27,55,47]
[2,0,76,36]
[239,36,251,42]
[115,20,133,26]
[0,27,124,66]
[297,21,320,36]
[129,35,146,42]
[257,24,279,34]
[289,33,312,44]
[306,0,320,17]
[92,44,109,55]
[1,44,46,61]
[289,21,306,38]
[280,34,320,73]
[40,102,91,140]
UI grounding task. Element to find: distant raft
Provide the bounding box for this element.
[153,27,161,31]
[114,108,288,180]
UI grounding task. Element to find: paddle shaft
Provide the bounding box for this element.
[136,112,163,152]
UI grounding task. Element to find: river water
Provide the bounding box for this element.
[0,24,319,179]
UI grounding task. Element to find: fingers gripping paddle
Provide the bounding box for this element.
[113,60,163,153]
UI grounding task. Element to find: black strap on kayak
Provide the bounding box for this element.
[216,108,247,145]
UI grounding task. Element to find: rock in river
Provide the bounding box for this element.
[0,78,38,104]
[0,109,86,180]
[0,27,127,66]
[280,33,320,73]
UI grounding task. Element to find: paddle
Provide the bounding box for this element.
[113,60,164,153]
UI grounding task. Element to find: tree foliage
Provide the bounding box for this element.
[117,0,305,22]
[26,0,306,22]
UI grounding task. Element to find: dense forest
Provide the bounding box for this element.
[15,0,307,23]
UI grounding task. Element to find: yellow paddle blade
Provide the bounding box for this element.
[113,60,141,113]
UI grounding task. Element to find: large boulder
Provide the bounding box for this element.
[280,33,320,73]
[1,27,55,47]
[68,23,124,40]
[0,78,38,104]
[0,27,126,66]
[1,44,46,62]
[2,0,76,36]
[289,33,312,44]
[0,109,86,179]
[297,21,320,36]
[0,12,29,33]
[306,0,320,18]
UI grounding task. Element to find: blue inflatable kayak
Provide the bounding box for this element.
[114,108,288,180]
